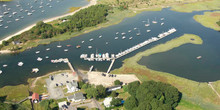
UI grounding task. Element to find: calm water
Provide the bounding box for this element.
[0,0,89,39]
[0,8,219,87]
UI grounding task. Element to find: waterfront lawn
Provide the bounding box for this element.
[171,0,220,13]
[194,11,220,31]
[176,99,203,110]
[0,84,29,102]
[110,34,220,109]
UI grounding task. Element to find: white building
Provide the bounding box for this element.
[107,85,121,92]
[103,97,113,108]
[66,81,79,93]
[58,101,68,110]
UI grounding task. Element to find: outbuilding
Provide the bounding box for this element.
[32,93,39,103]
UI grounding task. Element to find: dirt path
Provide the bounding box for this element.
[208,82,220,100]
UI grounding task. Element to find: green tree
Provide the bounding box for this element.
[111,98,122,107]
[128,81,140,96]
[137,102,152,110]
[86,88,98,99]
[2,41,9,46]
[114,80,121,85]
[78,81,85,89]
[96,85,106,98]
[111,91,117,97]
[124,96,138,110]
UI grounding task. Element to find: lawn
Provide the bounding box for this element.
[110,34,220,109]
[171,0,220,13]
[194,11,220,31]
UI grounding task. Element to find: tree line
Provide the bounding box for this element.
[124,80,181,110]
[0,4,111,49]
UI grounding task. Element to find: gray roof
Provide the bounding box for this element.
[67,92,85,100]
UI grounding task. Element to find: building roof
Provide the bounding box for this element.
[103,97,112,107]
[32,93,39,101]
[66,81,78,88]
[67,92,85,101]
[107,85,121,90]
[58,101,67,108]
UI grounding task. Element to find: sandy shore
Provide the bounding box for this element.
[0,0,97,45]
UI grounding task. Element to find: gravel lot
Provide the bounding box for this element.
[46,72,78,99]
[88,72,139,87]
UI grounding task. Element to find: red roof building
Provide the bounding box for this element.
[32,93,39,103]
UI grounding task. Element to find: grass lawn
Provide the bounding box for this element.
[194,11,220,31]
[110,34,220,109]
[171,0,220,12]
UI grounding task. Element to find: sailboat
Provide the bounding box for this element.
[136,29,141,36]
[57,42,62,48]
[145,19,150,27]
[152,17,157,24]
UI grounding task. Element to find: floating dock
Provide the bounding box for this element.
[80,28,177,61]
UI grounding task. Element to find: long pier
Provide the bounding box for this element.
[107,59,115,73]
[80,28,177,62]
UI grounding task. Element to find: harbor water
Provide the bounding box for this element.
[0,8,220,87]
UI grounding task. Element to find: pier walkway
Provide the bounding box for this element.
[89,65,94,73]
[107,59,115,73]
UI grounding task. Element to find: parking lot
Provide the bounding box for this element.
[46,72,78,99]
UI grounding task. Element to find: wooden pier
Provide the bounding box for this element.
[107,59,115,73]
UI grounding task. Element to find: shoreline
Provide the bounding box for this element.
[0,0,97,45]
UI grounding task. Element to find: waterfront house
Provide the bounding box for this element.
[66,80,79,93]
[58,101,68,110]
[103,97,113,108]
[67,92,85,102]
[32,93,39,103]
[12,41,21,45]
[107,85,121,92]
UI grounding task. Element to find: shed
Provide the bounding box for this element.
[107,85,121,92]
[32,93,39,103]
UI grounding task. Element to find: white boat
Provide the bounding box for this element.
[161,22,164,25]
[99,35,102,38]
[152,18,157,24]
[146,30,151,32]
[35,51,40,54]
[46,48,50,51]
[32,10,35,13]
[49,6,52,8]
[45,56,49,59]
[129,37,133,40]
[15,19,20,21]
[41,10,45,13]
[116,32,119,34]
[88,46,92,48]
[145,19,150,27]
[134,28,137,30]
[57,42,62,48]
[0,24,3,27]
[122,36,126,39]
[3,64,7,67]
[121,32,126,35]
[197,56,202,59]
[161,18,164,20]
[3,4,7,7]
[64,49,68,52]
[12,12,17,15]
[0,70,2,74]
[27,12,32,16]
[18,62,24,66]
[115,37,118,39]
[89,39,93,41]
[4,26,8,29]
[7,21,11,23]
[37,57,43,61]
[136,30,141,36]
[20,9,23,12]
[81,41,84,43]
[128,30,131,33]
[8,15,12,18]
[39,6,43,8]
[106,42,108,44]
[32,68,39,73]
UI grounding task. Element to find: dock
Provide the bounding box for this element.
[107,59,115,73]
[80,28,177,62]
[89,65,94,73]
